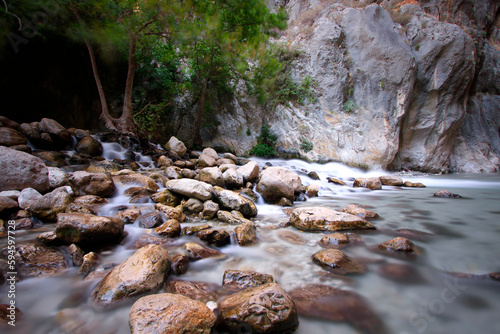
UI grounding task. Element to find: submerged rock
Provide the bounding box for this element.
[184,242,224,260]
[170,253,189,275]
[165,280,219,303]
[129,293,215,334]
[91,244,171,308]
[312,249,366,275]
[341,203,379,219]
[218,283,298,333]
[289,284,384,333]
[433,190,462,198]
[378,237,417,254]
[353,177,382,190]
[403,181,426,188]
[319,233,350,248]
[222,270,276,290]
[289,207,375,232]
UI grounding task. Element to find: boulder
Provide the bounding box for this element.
[183,224,211,236]
[306,183,320,197]
[39,118,71,147]
[150,189,179,207]
[219,283,298,333]
[136,211,164,228]
[28,188,73,222]
[198,167,225,187]
[73,195,108,206]
[0,116,20,130]
[222,270,276,290]
[197,154,216,168]
[154,219,181,238]
[130,234,175,250]
[217,158,236,166]
[256,167,302,203]
[184,198,204,214]
[289,207,375,232]
[223,168,244,189]
[196,229,230,247]
[319,233,350,248]
[403,181,426,188]
[75,136,103,156]
[289,284,384,333]
[202,200,219,219]
[69,171,116,197]
[170,253,189,275]
[327,177,347,186]
[154,204,186,222]
[234,222,257,246]
[184,242,223,260]
[164,136,187,156]
[129,293,215,334]
[18,187,42,209]
[378,237,417,254]
[0,196,18,214]
[0,127,26,146]
[277,197,293,206]
[433,190,462,198]
[165,179,213,201]
[86,160,121,173]
[217,210,252,225]
[341,204,379,219]
[202,147,219,160]
[353,177,382,190]
[165,280,218,303]
[47,167,68,188]
[112,174,159,192]
[1,242,68,279]
[68,243,84,266]
[238,161,260,183]
[32,150,67,167]
[213,186,257,218]
[114,208,141,224]
[164,166,182,179]
[55,213,125,246]
[92,244,171,308]
[312,249,365,274]
[379,175,403,186]
[0,146,50,192]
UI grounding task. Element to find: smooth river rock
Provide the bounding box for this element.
[312,249,366,274]
[289,207,375,232]
[69,171,116,197]
[91,244,171,308]
[0,146,50,192]
[165,179,213,201]
[256,167,302,203]
[213,186,257,218]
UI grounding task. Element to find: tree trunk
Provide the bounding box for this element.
[117,33,138,136]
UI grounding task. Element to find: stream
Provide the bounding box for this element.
[2,143,500,334]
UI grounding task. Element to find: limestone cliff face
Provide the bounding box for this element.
[202,0,500,172]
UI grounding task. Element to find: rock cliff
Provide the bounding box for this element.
[197,0,500,173]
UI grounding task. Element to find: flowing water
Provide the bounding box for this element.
[2,147,500,334]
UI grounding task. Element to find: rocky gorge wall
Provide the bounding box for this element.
[200,0,500,173]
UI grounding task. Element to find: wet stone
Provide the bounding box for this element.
[327,177,346,185]
[290,207,375,232]
[379,175,403,186]
[433,190,462,198]
[234,222,257,246]
[114,208,141,224]
[165,280,219,303]
[403,181,426,188]
[183,224,212,236]
[222,270,277,290]
[69,244,84,266]
[277,230,307,245]
[289,284,384,333]
[319,233,350,248]
[170,253,190,275]
[196,228,231,247]
[353,177,382,190]
[184,242,224,261]
[154,219,181,238]
[312,249,366,275]
[341,203,379,219]
[378,237,417,254]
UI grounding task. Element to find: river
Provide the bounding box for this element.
[2,150,500,333]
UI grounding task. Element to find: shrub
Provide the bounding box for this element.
[300,137,313,152]
[343,100,358,113]
[250,125,278,157]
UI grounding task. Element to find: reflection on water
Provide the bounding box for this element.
[2,158,500,334]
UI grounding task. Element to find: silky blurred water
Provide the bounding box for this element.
[2,157,500,334]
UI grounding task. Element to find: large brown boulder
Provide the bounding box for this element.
[39,118,71,144]
[0,146,50,192]
[289,284,384,333]
[289,207,375,232]
[312,249,366,274]
[353,177,382,190]
[129,293,215,334]
[165,179,213,201]
[223,168,244,189]
[75,136,103,156]
[28,188,73,222]
[213,186,257,218]
[378,237,417,254]
[55,213,125,246]
[0,196,18,214]
[0,127,26,146]
[150,189,179,207]
[69,171,116,197]
[0,242,68,279]
[256,167,302,203]
[91,244,171,308]
[218,283,298,333]
[379,175,403,186]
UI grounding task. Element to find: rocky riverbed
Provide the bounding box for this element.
[1,117,500,333]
